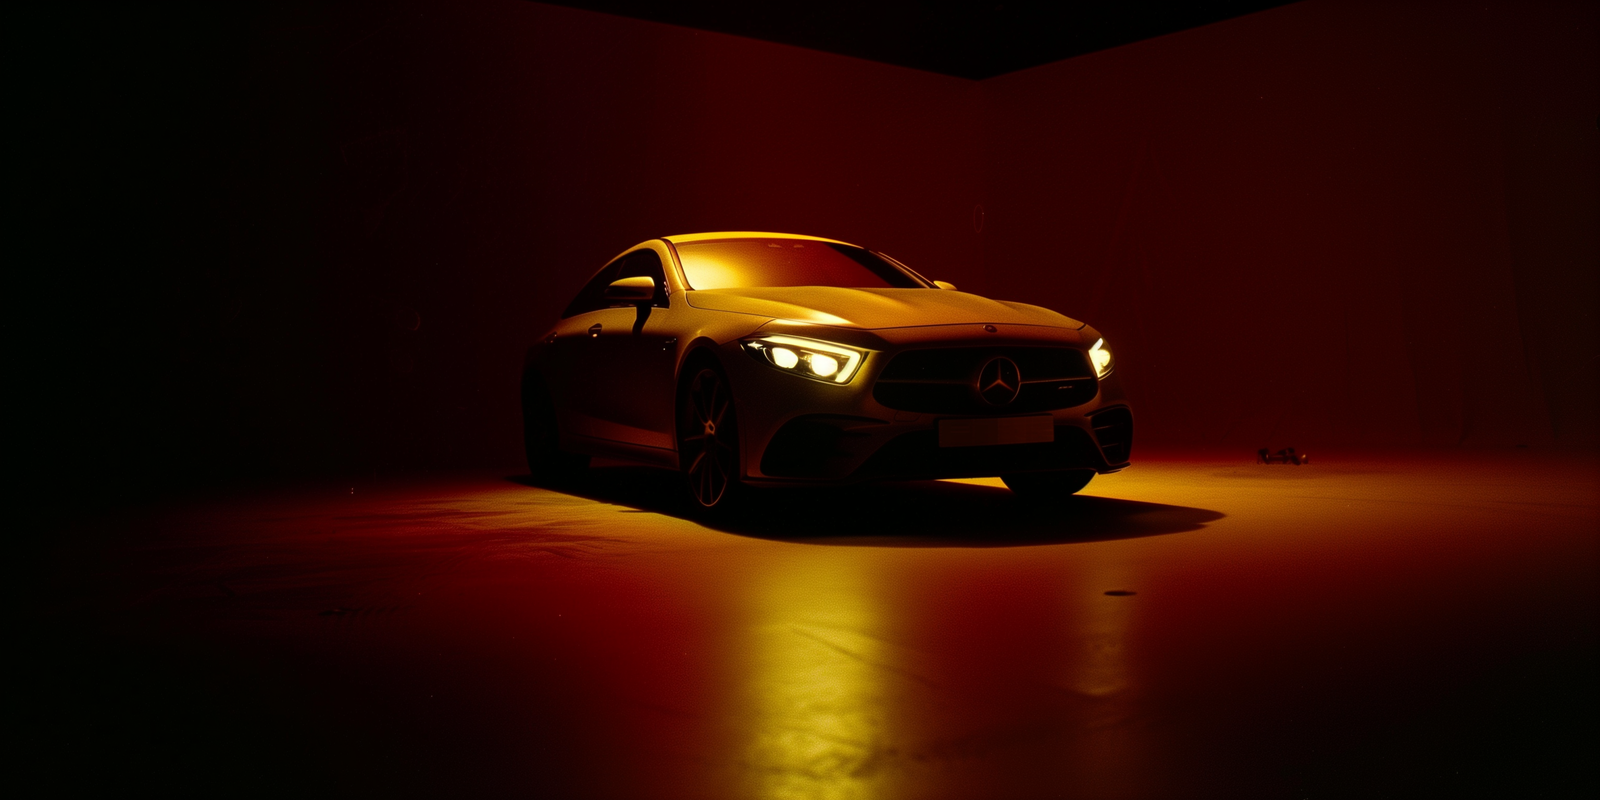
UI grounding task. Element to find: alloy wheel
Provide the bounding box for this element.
[680,367,737,508]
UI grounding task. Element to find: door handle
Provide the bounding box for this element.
[588,324,602,338]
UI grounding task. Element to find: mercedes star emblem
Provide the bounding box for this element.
[976,356,1022,406]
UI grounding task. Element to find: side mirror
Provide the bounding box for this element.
[933,280,958,291]
[605,275,657,303]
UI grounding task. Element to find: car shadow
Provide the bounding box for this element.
[508,466,1224,547]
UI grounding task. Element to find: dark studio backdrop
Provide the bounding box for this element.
[16,0,1597,520]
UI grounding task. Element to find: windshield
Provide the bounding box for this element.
[675,239,927,290]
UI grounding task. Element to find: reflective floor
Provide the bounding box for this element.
[25,452,1599,798]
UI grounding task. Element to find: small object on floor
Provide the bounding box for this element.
[1104,590,1137,596]
[1258,447,1309,465]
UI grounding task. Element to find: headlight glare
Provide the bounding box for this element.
[1089,338,1113,378]
[741,335,865,384]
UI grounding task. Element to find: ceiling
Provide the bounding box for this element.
[539,0,1301,80]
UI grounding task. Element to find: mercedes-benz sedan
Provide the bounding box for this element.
[521,232,1133,509]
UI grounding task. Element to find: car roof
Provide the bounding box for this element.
[660,231,857,246]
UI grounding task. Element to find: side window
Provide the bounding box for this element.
[561,260,623,318]
[560,248,670,319]
[613,249,669,308]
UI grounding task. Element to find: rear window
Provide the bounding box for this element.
[675,239,925,290]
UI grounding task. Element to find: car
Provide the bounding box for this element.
[521,231,1133,509]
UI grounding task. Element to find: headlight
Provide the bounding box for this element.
[1089,338,1113,378]
[741,334,866,384]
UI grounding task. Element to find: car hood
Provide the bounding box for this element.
[684,287,1084,330]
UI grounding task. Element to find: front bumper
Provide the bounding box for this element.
[718,321,1133,486]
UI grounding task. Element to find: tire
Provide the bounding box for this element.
[521,370,589,484]
[1002,470,1094,500]
[676,360,741,509]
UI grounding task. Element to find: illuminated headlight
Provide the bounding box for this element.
[1089,338,1114,378]
[741,335,866,384]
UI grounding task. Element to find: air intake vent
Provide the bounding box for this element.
[1089,407,1133,465]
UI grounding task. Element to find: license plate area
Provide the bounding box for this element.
[937,415,1054,448]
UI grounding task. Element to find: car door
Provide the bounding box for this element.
[542,258,624,444]
[585,248,677,450]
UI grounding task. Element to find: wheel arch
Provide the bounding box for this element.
[674,340,745,507]
[674,339,732,449]
[675,336,727,382]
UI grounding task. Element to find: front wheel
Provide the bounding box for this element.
[677,362,741,509]
[1002,470,1094,500]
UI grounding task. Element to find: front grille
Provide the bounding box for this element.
[873,346,1098,414]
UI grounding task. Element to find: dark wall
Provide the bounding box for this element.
[347,1,983,471]
[21,0,1595,514]
[1493,0,1600,450]
[22,0,981,504]
[983,0,1598,450]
